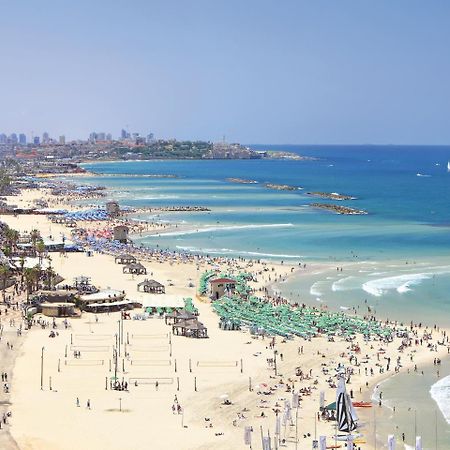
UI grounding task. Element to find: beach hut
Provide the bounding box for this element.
[209,277,236,300]
[123,262,147,275]
[172,318,208,338]
[41,302,75,317]
[106,201,120,217]
[115,254,137,265]
[137,279,165,294]
[113,225,129,243]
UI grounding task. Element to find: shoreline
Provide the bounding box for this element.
[2,185,450,449]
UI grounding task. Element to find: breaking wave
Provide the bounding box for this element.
[430,375,450,424]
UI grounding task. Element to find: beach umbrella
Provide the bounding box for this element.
[219,394,229,400]
[319,436,326,450]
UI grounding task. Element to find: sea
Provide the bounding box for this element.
[75,145,450,448]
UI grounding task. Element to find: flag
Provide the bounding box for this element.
[346,434,354,450]
[320,391,325,409]
[244,426,252,445]
[415,436,422,450]
[275,415,281,435]
[319,436,327,450]
[387,435,395,450]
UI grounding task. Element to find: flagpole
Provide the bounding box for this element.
[435,410,438,450]
[374,407,377,450]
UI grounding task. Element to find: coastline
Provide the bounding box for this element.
[1,185,449,449]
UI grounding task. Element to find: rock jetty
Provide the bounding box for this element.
[310,203,368,215]
[226,178,258,184]
[265,183,299,191]
[307,191,356,200]
[133,206,211,213]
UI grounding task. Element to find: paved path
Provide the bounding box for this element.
[0,302,25,450]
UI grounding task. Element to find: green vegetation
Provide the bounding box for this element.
[113,141,212,159]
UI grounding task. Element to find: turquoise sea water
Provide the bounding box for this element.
[79,145,450,446]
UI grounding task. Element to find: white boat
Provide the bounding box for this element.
[447,161,450,171]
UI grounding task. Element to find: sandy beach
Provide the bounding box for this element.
[1,188,449,450]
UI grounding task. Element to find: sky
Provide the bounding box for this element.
[1,0,450,144]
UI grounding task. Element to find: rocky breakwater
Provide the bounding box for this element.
[265,183,300,191]
[310,203,368,215]
[226,178,258,184]
[133,206,211,213]
[307,191,356,200]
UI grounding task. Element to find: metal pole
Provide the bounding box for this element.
[40,347,44,390]
[177,377,180,391]
[194,376,197,392]
[174,359,177,372]
[240,358,243,373]
[58,358,60,372]
[49,376,52,391]
[105,377,108,390]
[189,358,192,372]
[274,350,277,376]
[249,376,252,391]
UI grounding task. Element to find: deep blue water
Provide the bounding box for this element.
[80,145,450,261]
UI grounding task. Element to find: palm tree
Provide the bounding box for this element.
[0,264,10,302]
[4,227,19,253]
[30,229,40,256]
[36,240,46,266]
[24,266,40,301]
[19,256,25,282]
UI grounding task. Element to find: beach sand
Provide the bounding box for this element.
[1,188,449,450]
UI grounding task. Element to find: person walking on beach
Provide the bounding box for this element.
[76,397,80,407]
[87,399,91,409]
[155,381,159,391]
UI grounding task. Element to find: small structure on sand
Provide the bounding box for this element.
[115,254,137,265]
[209,277,236,300]
[172,319,208,338]
[123,262,147,275]
[106,201,120,217]
[113,225,129,243]
[137,279,165,294]
[41,302,76,317]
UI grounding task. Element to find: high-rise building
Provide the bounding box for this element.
[89,132,97,143]
[19,133,27,145]
[59,135,66,145]
[146,133,155,144]
[97,132,106,141]
[121,129,127,140]
[106,133,112,141]
[33,136,40,145]
[42,132,49,144]
[9,133,18,144]
[0,134,7,144]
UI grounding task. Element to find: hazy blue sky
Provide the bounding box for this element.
[1,0,450,144]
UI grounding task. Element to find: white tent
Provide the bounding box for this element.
[136,293,184,309]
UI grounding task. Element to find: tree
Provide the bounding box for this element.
[30,229,40,256]
[36,240,46,266]
[24,266,40,301]
[0,264,10,302]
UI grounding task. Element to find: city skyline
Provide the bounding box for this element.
[1,1,450,144]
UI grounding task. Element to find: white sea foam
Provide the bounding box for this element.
[155,223,294,237]
[331,276,356,292]
[362,273,433,297]
[174,245,301,259]
[430,375,450,424]
[310,281,324,297]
